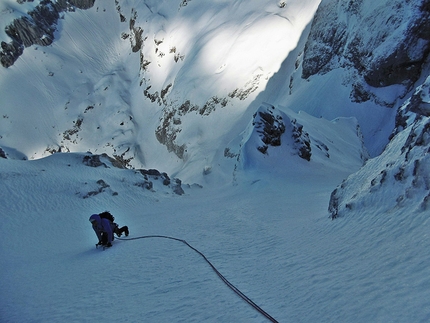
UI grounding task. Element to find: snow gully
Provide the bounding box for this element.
[116,235,279,323]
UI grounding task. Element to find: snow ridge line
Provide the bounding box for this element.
[116,235,279,323]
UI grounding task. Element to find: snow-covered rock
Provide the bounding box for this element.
[250,103,287,155]
[0,0,95,67]
[80,152,188,195]
[303,0,430,107]
[329,74,430,219]
[231,103,368,176]
[329,115,430,219]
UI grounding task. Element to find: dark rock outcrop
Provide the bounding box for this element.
[392,76,430,137]
[291,119,311,161]
[252,104,286,154]
[81,153,186,195]
[1,0,95,67]
[137,168,185,195]
[251,103,312,161]
[0,148,7,159]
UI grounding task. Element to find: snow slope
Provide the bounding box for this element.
[1,149,430,322]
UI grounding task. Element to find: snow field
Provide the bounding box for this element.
[2,151,430,322]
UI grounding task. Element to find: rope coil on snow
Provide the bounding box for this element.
[116,235,279,323]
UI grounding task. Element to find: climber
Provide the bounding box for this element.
[89,212,129,248]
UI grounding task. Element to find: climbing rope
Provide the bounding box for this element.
[116,235,279,323]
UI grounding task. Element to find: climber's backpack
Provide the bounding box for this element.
[99,211,115,223]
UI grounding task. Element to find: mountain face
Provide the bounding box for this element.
[0,0,321,181]
[308,0,430,218]
[0,0,429,217]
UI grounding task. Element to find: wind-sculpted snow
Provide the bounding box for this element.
[2,149,430,322]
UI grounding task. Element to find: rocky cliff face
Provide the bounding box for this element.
[0,0,95,67]
[324,0,430,218]
[303,0,430,107]
[328,90,430,218]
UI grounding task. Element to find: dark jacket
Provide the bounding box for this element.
[89,214,113,244]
